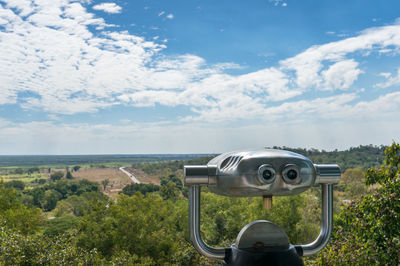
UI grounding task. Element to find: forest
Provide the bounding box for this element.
[0,144,399,265]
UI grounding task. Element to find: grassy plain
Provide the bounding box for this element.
[72,167,132,195]
[0,165,160,196]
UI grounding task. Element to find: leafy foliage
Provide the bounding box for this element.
[43,216,80,237]
[338,168,368,199]
[161,174,183,190]
[0,227,104,265]
[314,142,400,264]
[25,179,100,211]
[4,180,25,190]
[0,145,393,265]
[14,168,24,174]
[160,181,180,201]
[121,183,160,196]
[54,191,107,217]
[275,145,385,171]
[0,181,43,234]
[28,167,40,174]
[66,170,73,179]
[133,156,215,176]
[50,171,64,181]
[76,193,191,264]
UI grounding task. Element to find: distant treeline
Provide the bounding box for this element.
[0,154,210,167]
[132,156,215,176]
[0,145,386,171]
[276,145,386,170]
[134,145,386,175]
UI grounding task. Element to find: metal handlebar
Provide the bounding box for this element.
[296,184,333,256]
[188,186,226,259]
[188,184,333,259]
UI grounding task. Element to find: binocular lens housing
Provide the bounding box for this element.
[282,164,301,184]
[258,164,301,185]
[184,149,341,197]
[257,165,276,184]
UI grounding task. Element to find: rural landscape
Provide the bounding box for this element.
[1,143,399,264]
[1,1,400,264]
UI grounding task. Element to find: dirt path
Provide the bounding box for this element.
[119,167,141,184]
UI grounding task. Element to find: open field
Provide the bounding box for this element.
[0,172,47,188]
[123,167,160,185]
[67,168,133,195]
[0,154,212,194]
[0,165,158,195]
[0,154,210,167]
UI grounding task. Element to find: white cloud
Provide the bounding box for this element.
[0,117,11,128]
[1,116,399,154]
[379,72,391,78]
[321,60,363,90]
[158,11,173,20]
[280,23,400,90]
[92,3,122,14]
[375,68,400,88]
[1,1,400,128]
[269,0,284,7]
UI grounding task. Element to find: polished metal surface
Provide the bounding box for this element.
[184,149,340,260]
[186,149,316,197]
[282,164,301,185]
[297,184,333,256]
[235,220,289,249]
[257,164,276,184]
[184,165,217,185]
[314,164,341,184]
[188,186,225,259]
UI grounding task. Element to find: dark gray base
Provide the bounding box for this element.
[223,244,303,266]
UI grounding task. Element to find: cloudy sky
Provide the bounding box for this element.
[0,0,400,154]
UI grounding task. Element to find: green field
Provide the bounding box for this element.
[0,154,211,168]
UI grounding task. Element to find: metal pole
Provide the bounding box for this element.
[297,184,333,256]
[188,186,226,259]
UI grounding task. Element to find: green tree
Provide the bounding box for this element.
[73,165,81,172]
[43,216,80,237]
[0,181,43,234]
[339,168,368,199]
[76,193,188,264]
[341,168,364,184]
[314,142,400,264]
[121,183,159,196]
[50,171,64,181]
[27,167,40,174]
[41,189,62,211]
[5,180,25,190]
[54,192,107,217]
[0,227,104,265]
[101,178,110,191]
[66,170,73,179]
[14,168,23,175]
[160,181,180,201]
[26,179,99,211]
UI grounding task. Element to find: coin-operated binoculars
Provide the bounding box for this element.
[184,149,340,265]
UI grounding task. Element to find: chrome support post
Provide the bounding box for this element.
[297,184,333,256]
[188,186,226,259]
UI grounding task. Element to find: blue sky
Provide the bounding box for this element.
[0,0,400,154]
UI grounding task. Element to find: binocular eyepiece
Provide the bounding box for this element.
[184,149,341,264]
[184,149,340,197]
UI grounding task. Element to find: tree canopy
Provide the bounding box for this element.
[313,142,400,264]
